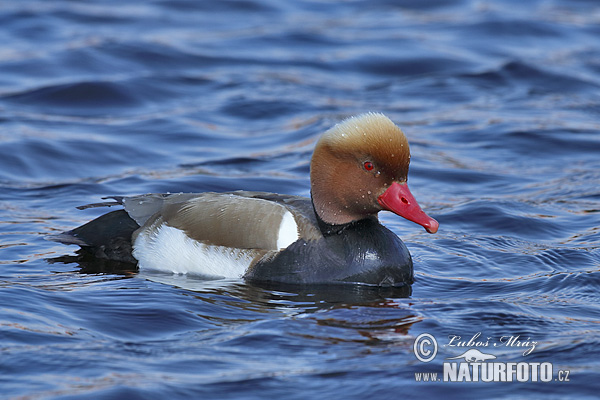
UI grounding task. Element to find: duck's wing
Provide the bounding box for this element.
[128,191,320,251]
[230,191,322,241]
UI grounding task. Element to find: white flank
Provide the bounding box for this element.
[277,211,299,249]
[133,225,253,279]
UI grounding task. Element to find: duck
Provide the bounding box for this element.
[52,113,438,286]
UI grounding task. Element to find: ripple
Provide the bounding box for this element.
[5,81,145,114]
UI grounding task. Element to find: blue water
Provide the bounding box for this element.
[1,0,600,398]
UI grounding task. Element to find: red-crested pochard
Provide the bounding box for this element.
[53,113,438,286]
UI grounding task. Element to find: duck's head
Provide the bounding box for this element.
[310,112,438,233]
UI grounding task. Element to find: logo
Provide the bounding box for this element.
[412,332,571,383]
[446,349,496,362]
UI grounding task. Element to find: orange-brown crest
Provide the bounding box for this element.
[310,113,412,225]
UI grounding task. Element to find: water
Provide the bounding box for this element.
[1,0,599,398]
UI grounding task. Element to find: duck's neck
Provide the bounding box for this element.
[310,192,378,236]
[310,179,373,225]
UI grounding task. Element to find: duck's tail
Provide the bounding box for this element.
[47,209,139,264]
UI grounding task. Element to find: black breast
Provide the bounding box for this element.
[245,218,413,286]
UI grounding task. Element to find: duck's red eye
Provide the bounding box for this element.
[364,161,374,171]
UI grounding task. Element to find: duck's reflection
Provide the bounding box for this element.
[48,251,418,343]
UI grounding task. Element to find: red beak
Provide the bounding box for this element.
[378,182,439,234]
